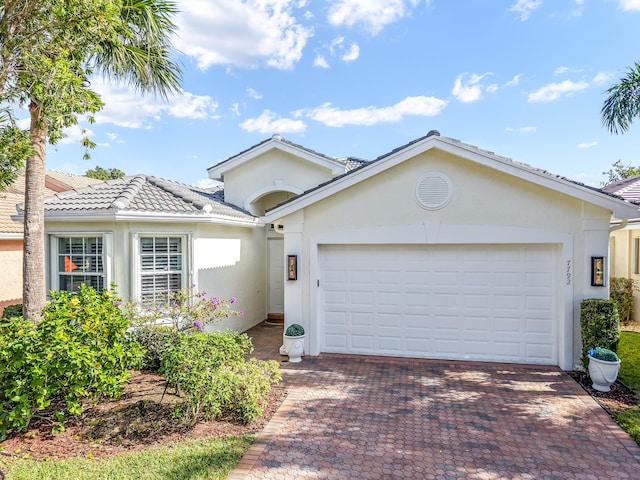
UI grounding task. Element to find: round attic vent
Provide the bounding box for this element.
[415,172,452,210]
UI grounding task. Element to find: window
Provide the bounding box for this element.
[634,238,640,275]
[139,236,184,306]
[56,236,105,292]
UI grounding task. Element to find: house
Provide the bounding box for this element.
[31,132,639,370]
[0,171,102,315]
[601,175,640,321]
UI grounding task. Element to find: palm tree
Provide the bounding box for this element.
[16,0,182,321]
[601,61,640,134]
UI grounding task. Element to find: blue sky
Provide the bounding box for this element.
[44,0,640,188]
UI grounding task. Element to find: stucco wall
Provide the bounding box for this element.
[0,240,23,309]
[223,150,335,209]
[45,221,266,333]
[278,149,614,369]
[609,226,640,322]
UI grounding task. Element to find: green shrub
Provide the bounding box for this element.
[588,347,619,362]
[161,331,281,424]
[0,285,142,439]
[1,303,22,319]
[132,325,179,371]
[285,323,304,336]
[610,277,638,325]
[580,298,620,369]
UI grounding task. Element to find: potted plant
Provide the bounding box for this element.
[587,347,621,392]
[283,323,305,363]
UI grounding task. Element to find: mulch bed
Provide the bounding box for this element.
[567,370,640,414]
[0,370,287,462]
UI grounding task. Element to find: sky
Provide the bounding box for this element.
[42,0,640,189]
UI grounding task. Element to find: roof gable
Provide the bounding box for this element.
[207,134,352,181]
[264,131,640,221]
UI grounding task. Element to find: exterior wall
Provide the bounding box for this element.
[45,221,266,333]
[609,225,640,322]
[0,239,23,314]
[278,149,614,370]
[222,150,335,209]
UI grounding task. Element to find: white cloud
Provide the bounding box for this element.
[230,102,241,116]
[506,126,537,133]
[303,96,447,127]
[486,84,499,93]
[240,110,307,133]
[314,54,330,68]
[578,141,598,149]
[451,73,493,103]
[593,71,613,85]
[527,79,589,102]
[342,43,360,62]
[504,74,522,87]
[58,125,93,145]
[327,0,421,35]
[247,88,263,99]
[619,0,640,10]
[174,0,313,70]
[90,78,219,128]
[508,0,543,21]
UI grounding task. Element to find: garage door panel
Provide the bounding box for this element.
[320,244,558,365]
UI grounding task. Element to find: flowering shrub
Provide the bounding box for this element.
[126,285,242,333]
[588,347,620,362]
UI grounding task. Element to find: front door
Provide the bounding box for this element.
[267,238,284,319]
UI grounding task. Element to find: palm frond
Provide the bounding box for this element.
[601,62,640,135]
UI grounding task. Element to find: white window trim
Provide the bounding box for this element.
[48,232,113,291]
[130,233,192,304]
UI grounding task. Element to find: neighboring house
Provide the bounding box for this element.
[31,132,638,370]
[0,171,102,315]
[601,175,640,321]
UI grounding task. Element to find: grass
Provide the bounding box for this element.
[0,435,253,480]
[612,331,640,445]
[618,331,640,392]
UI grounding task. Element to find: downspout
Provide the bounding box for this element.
[610,218,628,232]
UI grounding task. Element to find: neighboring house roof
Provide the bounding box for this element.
[264,131,640,221]
[601,175,640,203]
[1,171,102,238]
[32,175,257,226]
[207,134,360,180]
[0,192,25,237]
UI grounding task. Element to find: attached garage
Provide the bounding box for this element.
[263,132,640,370]
[319,244,558,365]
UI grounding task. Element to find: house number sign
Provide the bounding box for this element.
[566,260,572,286]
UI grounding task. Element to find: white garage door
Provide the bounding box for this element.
[319,244,558,365]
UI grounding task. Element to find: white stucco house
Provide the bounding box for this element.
[601,175,640,321]
[30,131,639,370]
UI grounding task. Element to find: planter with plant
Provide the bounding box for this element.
[588,347,621,392]
[283,323,305,363]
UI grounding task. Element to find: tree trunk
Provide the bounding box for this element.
[23,101,47,323]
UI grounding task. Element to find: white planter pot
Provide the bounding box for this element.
[283,334,305,363]
[588,356,621,392]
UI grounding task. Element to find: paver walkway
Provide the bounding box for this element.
[230,322,640,479]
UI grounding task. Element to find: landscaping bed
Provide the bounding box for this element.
[0,370,287,462]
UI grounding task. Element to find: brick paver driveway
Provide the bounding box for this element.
[230,323,640,479]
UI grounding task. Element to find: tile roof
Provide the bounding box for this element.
[601,175,640,202]
[0,192,25,235]
[210,134,369,173]
[40,175,255,222]
[1,171,102,236]
[266,130,640,213]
